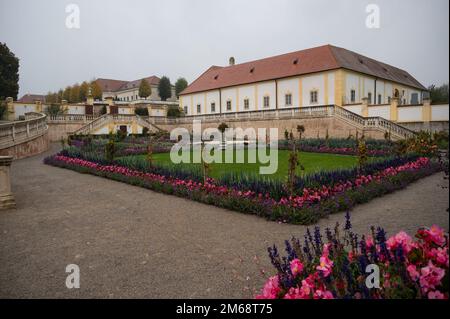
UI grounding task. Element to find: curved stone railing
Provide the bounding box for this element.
[0,112,48,150]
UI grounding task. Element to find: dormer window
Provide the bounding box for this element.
[250,67,254,74]
[293,58,299,65]
[214,75,219,80]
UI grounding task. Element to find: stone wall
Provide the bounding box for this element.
[400,121,449,133]
[0,132,49,160]
[157,117,386,140]
[47,122,85,142]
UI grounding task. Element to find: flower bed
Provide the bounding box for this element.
[256,214,449,299]
[279,138,392,157]
[44,152,441,225]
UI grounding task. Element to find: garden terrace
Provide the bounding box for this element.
[44,135,443,225]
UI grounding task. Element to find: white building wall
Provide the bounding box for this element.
[398,106,422,122]
[14,104,37,118]
[345,73,360,104]
[221,87,237,113]
[257,81,276,110]
[327,72,335,105]
[239,85,256,111]
[192,93,204,115]
[431,104,450,121]
[67,105,85,114]
[277,78,299,108]
[368,105,390,120]
[384,82,393,103]
[206,90,220,114]
[302,74,325,107]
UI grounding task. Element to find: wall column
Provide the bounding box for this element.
[390,97,399,122]
[6,97,15,121]
[422,98,432,122]
[361,97,369,117]
[61,100,69,113]
[0,156,16,210]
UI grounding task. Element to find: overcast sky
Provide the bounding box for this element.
[0,0,448,97]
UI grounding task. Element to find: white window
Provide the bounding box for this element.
[263,96,270,108]
[285,94,292,106]
[211,102,216,113]
[184,106,188,114]
[350,89,356,103]
[197,104,201,114]
[226,100,232,111]
[367,92,372,104]
[244,98,249,110]
[310,90,318,104]
[378,94,382,104]
[411,93,419,105]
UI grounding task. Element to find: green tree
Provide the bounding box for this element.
[0,100,6,120]
[174,77,188,98]
[167,105,181,118]
[0,43,19,100]
[46,103,64,115]
[135,107,149,116]
[158,76,172,101]
[428,83,449,104]
[138,78,152,99]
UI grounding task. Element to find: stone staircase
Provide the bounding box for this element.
[68,105,415,140]
[333,106,416,140]
[71,114,162,135]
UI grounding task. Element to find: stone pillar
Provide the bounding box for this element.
[390,97,399,122]
[422,98,432,122]
[0,156,16,210]
[87,94,94,106]
[361,97,369,117]
[105,96,114,106]
[6,97,15,121]
[35,100,43,113]
[61,100,69,113]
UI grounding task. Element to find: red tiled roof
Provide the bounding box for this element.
[95,76,161,93]
[95,78,129,92]
[181,45,426,95]
[17,94,46,103]
[117,76,161,91]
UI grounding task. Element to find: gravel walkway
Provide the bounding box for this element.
[0,146,448,298]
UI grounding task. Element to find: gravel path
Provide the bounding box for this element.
[0,145,448,298]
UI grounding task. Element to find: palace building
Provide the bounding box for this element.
[179,44,427,116]
[96,76,177,103]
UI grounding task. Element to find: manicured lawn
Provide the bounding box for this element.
[127,149,360,180]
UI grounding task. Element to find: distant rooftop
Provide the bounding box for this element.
[95,76,161,92]
[17,94,46,103]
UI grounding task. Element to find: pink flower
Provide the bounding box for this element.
[427,225,446,246]
[428,290,445,299]
[419,261,446,293]
[407,264,420,281]
[387,231,413,253]
[255,276,280,299]
[316,244,334,277]
[290,259,304,277]
[313,290,334,299]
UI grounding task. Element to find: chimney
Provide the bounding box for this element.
[229,57,235,66]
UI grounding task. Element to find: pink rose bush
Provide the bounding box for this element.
[256,213,449,299]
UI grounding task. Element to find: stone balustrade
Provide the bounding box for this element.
[0,112,48,150]
[0,156,15,210]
